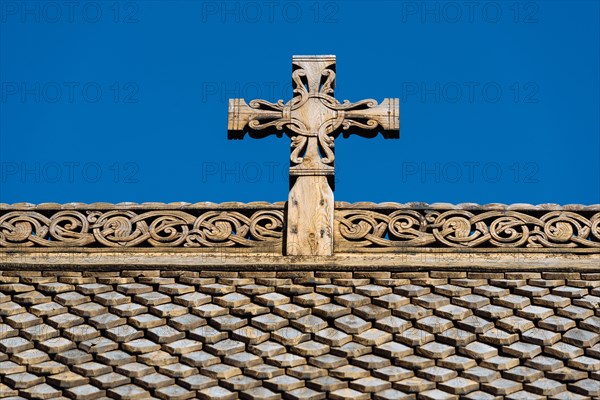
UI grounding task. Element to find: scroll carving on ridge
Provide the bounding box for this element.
[3,205,598,251]
[335,208,600,250]
[0,208,284,248]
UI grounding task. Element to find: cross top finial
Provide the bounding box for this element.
[228,55,400,256]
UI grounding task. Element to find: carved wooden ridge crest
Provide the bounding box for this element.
[1,203,598,251]
[1,55,598,265]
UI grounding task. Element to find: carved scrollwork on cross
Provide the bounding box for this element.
[227,55,401,256]
[336,208,600,249]
[0,208,283,249]
[228,55,400,184]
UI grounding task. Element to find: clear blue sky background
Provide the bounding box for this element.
[1,0,599,205]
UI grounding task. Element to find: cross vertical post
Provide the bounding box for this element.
[227,55,400,256]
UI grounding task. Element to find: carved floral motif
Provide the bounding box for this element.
[0,209,284,248]
[336,209,600,249]
[1,205,598,250]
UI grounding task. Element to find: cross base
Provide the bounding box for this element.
[286,175,334,256]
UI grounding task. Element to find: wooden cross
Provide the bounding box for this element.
[228,55,400,256]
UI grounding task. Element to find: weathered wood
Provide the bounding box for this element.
[0,203,598,251]
[1,249,598,271]
[334,207,600,250]
[286,175,334,255]
[228,55,400,255]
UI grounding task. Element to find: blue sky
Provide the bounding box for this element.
[1,0,599,205]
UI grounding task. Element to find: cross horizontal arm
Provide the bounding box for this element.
[227,98,289,139]
[341,98,400,139]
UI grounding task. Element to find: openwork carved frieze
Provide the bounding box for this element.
[2,202,599,252]
[335,205,600,250]
[0,204,284,248]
